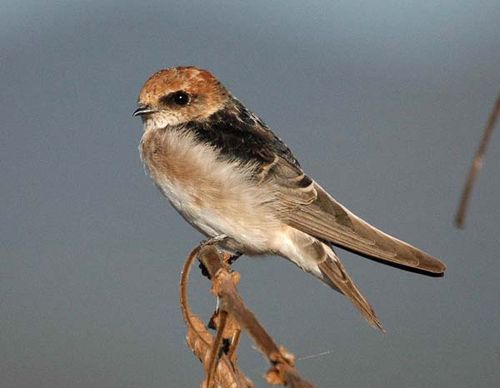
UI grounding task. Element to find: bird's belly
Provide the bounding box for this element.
[157,176,280,253]
[140,128,282,253]
[156,178,223,238]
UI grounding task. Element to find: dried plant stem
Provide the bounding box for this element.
[179,245,252,387]
[207,310,229,386]
[180,242,314,387]
[196,244,314,387]
[455,94,500,228]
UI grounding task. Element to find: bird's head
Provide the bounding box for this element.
[133,66,230,130]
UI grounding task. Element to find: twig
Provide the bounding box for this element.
[179,245,253,387]
[196,245,314,387]
[455,94,500,228]
[207,310,229,385]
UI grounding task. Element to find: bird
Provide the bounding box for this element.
[133,66,446,330]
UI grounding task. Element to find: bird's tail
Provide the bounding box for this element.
[280,229,383,331]
[318,249,384,331]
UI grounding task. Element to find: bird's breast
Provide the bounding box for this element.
[139,127,282,252]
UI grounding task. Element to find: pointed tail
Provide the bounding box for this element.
[318,250,384,331]
[279,229,384,331]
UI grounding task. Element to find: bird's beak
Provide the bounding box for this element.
[133,104,157,117]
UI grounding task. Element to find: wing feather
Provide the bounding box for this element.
[262,159,446,274]
[218,102,446,275]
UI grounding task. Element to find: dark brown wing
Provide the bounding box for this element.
[260,158,446,274]
[283,178,445,273]
[189,99,445,274]
[185,98,301,170]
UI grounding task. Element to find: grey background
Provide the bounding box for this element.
[1,1,499,387]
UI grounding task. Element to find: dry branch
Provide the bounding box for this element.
[455,94,500,228]
[180,245,252,387]
[180,243,314,387]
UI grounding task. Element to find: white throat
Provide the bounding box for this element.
[143,112,183,131]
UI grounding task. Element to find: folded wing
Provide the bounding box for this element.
[262,157,446,274]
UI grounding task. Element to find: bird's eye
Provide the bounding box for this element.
[159,90,191,108]
[171,91,190,106]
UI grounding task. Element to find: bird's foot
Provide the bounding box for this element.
[200,234,229,248]
[226,251,242,265]
[199,235,242,264]
[198,235,230,280]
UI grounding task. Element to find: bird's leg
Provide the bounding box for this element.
[199,234,243,273]
[197,235,229,280]
[201,233,243,279]
[201,234,230,247]
[225,251,242,265]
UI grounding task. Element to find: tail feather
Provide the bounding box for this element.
[279,228,383,330]
[318,254,384,331]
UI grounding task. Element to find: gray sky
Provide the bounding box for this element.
[1,1,499,387]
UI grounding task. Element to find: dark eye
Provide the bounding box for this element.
[159,90,192,108]
[171,91,190,106]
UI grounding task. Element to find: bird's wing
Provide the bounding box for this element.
[194,100,445,274]
[261,158,446,274]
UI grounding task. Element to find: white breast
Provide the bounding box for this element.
[140,127,282,253]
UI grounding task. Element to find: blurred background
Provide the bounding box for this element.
[1,1,499,386]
